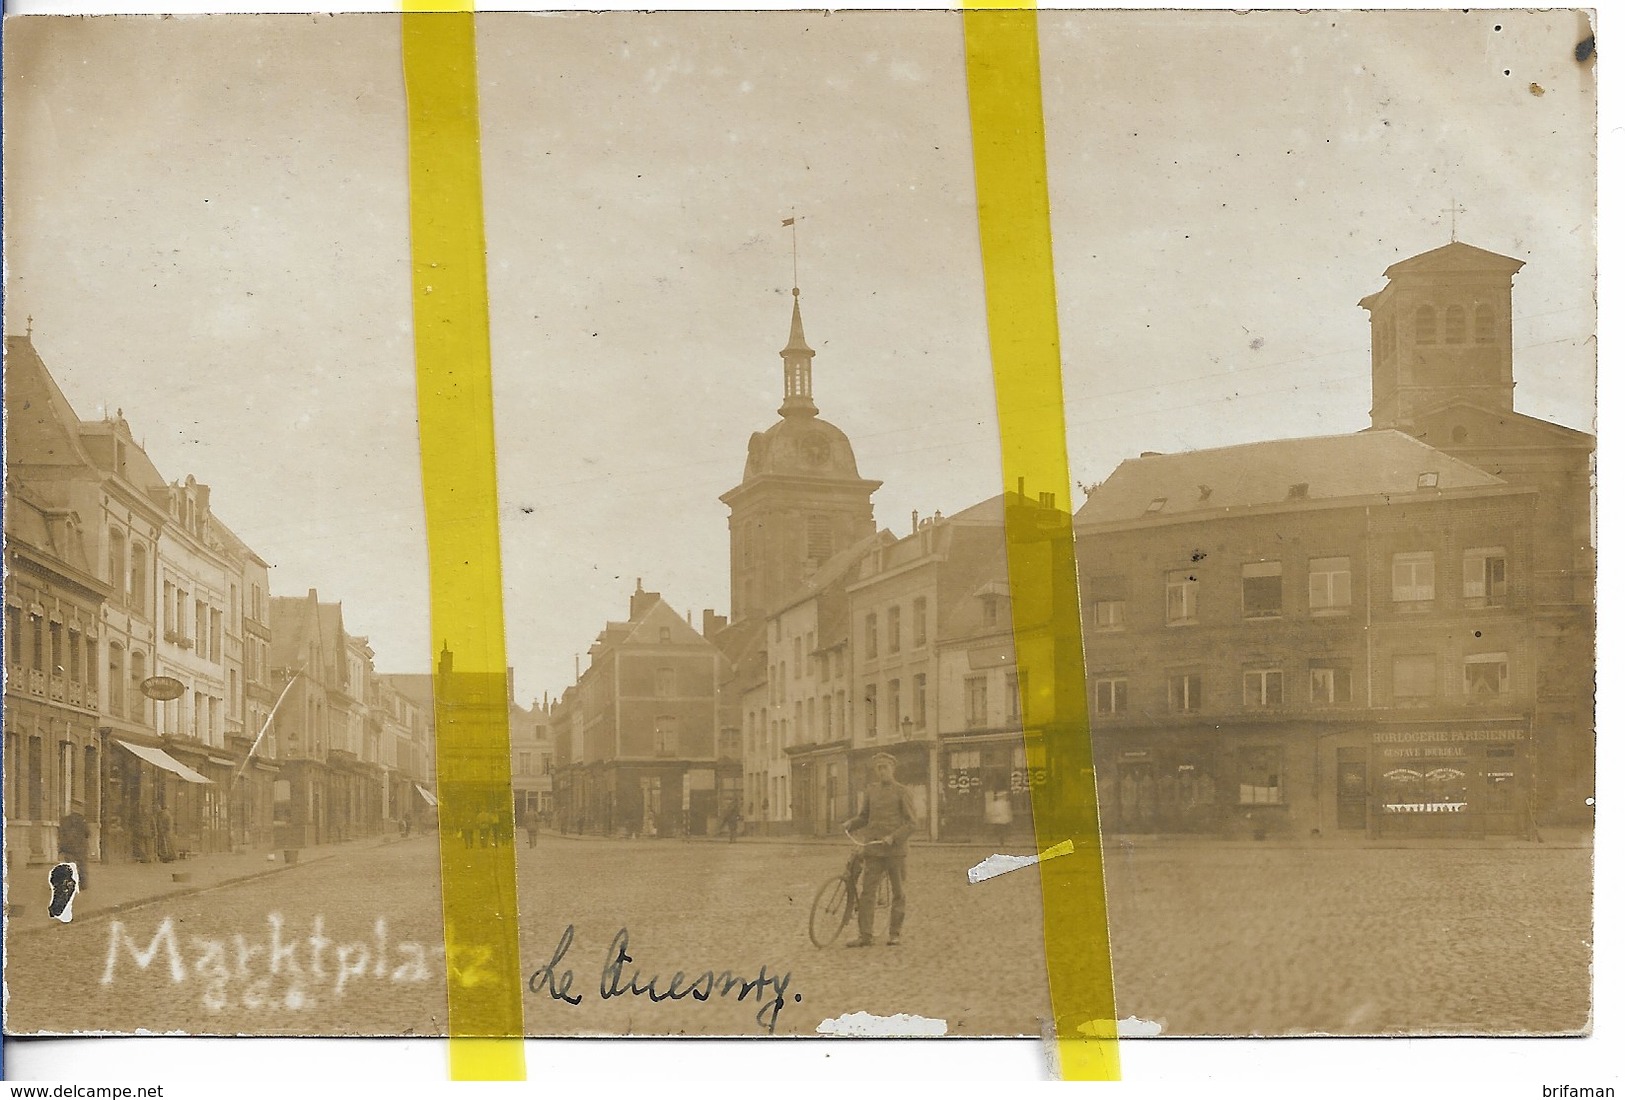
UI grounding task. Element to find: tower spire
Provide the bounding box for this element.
[778,287,818,418]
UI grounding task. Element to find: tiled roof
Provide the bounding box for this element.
[1075,430,1505,527]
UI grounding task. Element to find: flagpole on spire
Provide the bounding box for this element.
[782,213,799,291]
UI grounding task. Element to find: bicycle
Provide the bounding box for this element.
[808,828,892,948]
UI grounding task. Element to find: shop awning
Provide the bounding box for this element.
[415,783,439,807]
[117,740,213,785]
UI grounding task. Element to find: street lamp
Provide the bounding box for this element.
[901,717,914,742]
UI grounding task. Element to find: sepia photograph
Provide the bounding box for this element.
[0,4,1600,1069]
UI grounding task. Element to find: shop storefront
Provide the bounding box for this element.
[786,742,849,836]
[937,734,1036,842]
[1368,726,1532,839]
[1097,740,1218,834]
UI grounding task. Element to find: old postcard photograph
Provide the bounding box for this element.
[1,6,1598,1059]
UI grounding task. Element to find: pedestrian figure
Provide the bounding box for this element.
[986,790,1013,849]
[842,752,916,948]
[522,807,540,848]
[132,808,153,863]
[476,809,494,848]
[723,799,741,843]
[58,800,91,893]
[154,801,176,864]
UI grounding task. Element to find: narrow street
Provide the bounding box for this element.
[3,833,1591,1037]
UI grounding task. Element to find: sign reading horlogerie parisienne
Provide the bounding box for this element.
[1370,730,1528,744]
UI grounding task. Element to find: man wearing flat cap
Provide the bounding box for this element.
[842,752,917,947]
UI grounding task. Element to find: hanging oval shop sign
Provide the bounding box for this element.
[140,675,186,701]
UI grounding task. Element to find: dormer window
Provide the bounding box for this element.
[1417,472,1439,490]
[981,595,999,627]
[1146,497,1167,514]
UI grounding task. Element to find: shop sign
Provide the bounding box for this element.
[1011,767,1047,792]
[1372,729,1525,744]
[1381,745,1469,759]
[947,770,982,793]
[1383,802,1468,813]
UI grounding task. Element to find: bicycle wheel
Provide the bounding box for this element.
[808,875,854,947]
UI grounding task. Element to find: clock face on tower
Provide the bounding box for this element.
[800,436,829,468]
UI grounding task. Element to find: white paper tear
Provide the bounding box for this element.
[817,1011,950,1037]
[1116,1015,1164,1037]
[966,838,1076,883]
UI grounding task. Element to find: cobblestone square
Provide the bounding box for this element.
[2,833,1590,1038]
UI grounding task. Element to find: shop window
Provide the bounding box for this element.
[1242,562,1283,619]
[1093,599,1126,630]
[1242,668,1284,707]
[912,597,928,647]
[864,614,878,660]
[1391,552,1435,605]
[1310,664,1353,705]
[1309,556,1352,615]
[1474,303,1496,344]
[1096,677,1128,716]
[1165,571,1198,625]
[1464,653,1509,700]
[1392,654,1437,705]
[1444,304,1467,344]
[1463,548,1508,606]
[864,684,878,738]
[1414,305,1437,345]
[965,676,989,729]
[1238,746,1283,805]
[1167,672,1202,713]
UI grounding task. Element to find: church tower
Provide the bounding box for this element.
[720,290,881,622]
[1360,241,1523,431]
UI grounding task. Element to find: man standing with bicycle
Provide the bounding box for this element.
[842,752,917,948]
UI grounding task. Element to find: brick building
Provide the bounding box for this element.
[554,582,727,838]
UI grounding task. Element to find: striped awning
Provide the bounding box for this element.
[414,783,439,807]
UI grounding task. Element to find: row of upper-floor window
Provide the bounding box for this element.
[1091,548,1510,629]
[1375,304,1498,358]
[106,528,266,625]
[156,689,229,744]
[766,634,848,703]
[1092,651,1512,716]
[861,596,931,662]
[160,579,228,661]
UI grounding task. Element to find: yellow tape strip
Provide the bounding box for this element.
[401,11,526,1082]
[961,6,1120,1081]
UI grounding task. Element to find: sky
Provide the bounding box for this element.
[2,10,1597,706]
